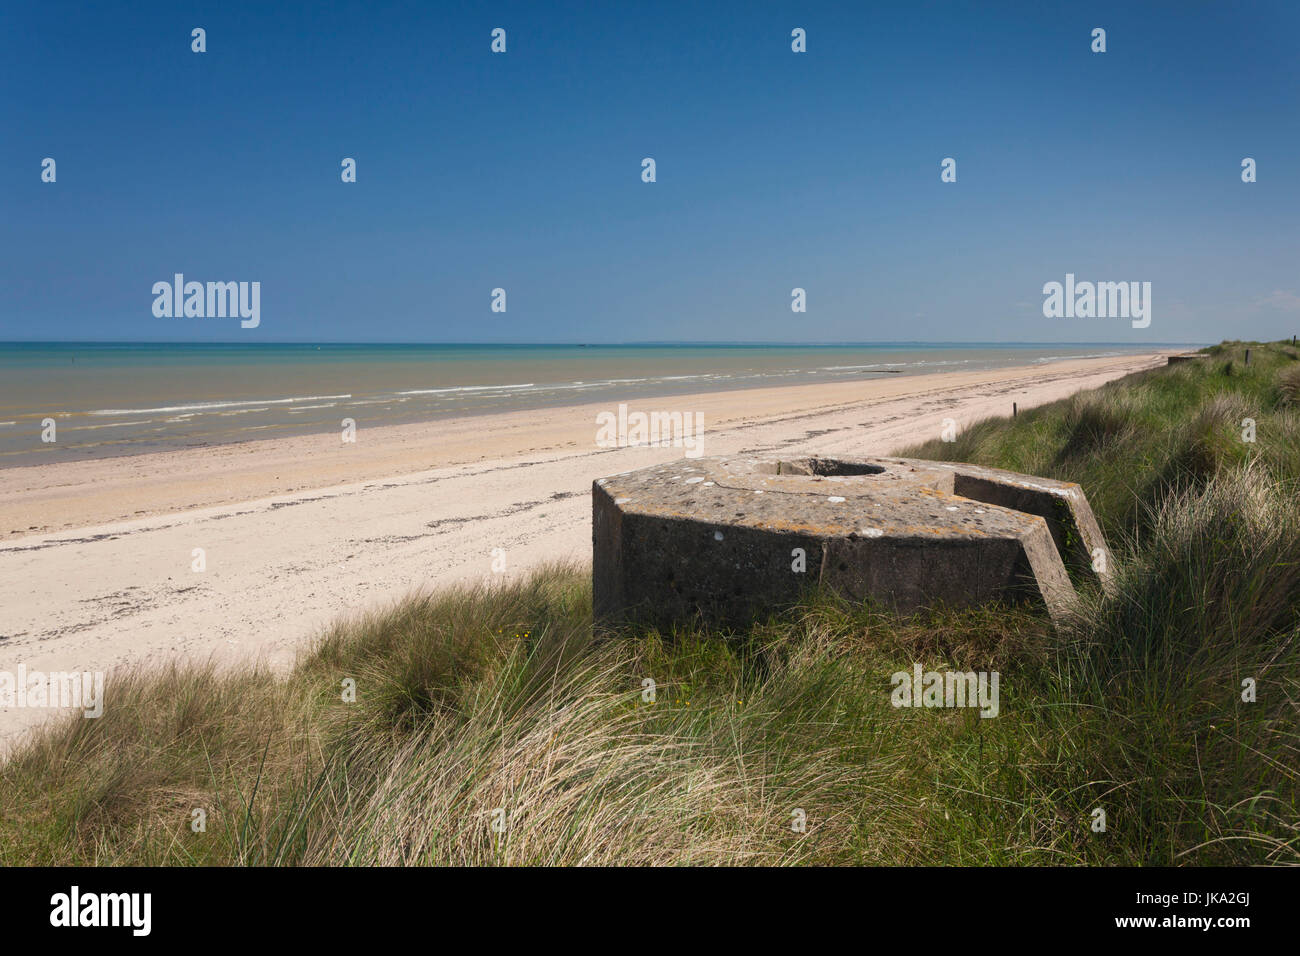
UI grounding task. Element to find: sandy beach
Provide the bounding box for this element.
[0,352,1169,750]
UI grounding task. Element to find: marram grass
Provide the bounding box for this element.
[1,342,1297,866]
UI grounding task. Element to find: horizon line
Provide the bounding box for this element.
[0,339,1212,348]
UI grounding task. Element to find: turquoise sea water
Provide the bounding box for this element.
[0,342,1180,464]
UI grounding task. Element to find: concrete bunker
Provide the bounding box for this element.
[592,455,1110,629]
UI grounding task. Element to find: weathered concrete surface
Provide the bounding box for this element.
[889,457,1111,588]
[592,455,1110,629]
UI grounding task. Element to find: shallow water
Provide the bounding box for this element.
[0,342,1169,464]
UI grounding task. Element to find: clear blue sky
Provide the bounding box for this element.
[2,0,1297,344]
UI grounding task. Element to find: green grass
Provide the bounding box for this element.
[2,341,1298,865]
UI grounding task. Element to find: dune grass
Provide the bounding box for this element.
[1,341,1297,866]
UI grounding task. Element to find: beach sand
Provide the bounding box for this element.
[0,352,1170,750]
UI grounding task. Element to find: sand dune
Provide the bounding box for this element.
[0,353,1169,751]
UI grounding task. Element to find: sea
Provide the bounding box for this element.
[0,342,1176,465]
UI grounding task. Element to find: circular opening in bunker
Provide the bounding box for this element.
[754,457,887,477]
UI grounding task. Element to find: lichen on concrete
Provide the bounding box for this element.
[593,454,1110,628]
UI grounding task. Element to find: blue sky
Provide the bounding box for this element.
[2,0,1298,344]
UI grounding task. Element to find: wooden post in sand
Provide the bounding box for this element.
[1012,402,1017,418]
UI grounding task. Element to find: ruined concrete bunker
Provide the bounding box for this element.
[592,455,1109,628]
